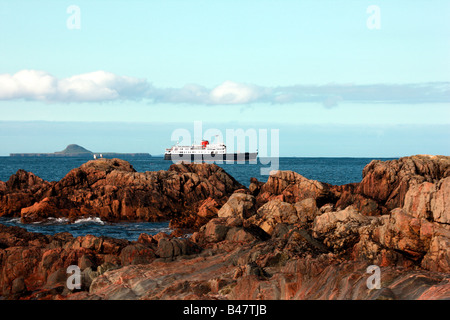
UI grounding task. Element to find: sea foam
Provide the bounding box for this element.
[73,217,105,225]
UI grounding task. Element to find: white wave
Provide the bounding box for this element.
[51,217,70,223]
[73,217,105,225]
[32,217,70,225]
[8,217,22,224]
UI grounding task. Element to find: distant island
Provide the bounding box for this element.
[10,144,151,158]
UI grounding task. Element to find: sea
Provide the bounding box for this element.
[0,156,395,241]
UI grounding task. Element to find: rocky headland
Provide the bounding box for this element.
[10,144,151,158]
[0,155,449,300]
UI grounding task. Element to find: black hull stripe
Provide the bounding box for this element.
[164,153,258,162]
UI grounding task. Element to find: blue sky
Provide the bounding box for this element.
[0,0,449,156]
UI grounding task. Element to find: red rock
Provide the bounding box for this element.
[217,193,256,220]
[137,233,157,245]
[255,170,337,208]
[248,177,264,196]
[196,197,220,219]
[20,197,71,223]
[293,198,320,227]
[201,218,230,243]
[6,169,47,191]
[156,238,200,259]
[421,229,450,273]
[247,200,298,235]
[1,159,243,229]
[403,182,436,220]
[333,184,384,216]
[225,227,257,243]
[358,155,450,210]
[403,177,450,226]
[1,155,449,300]
[120,244,156,266]
[375,209,432,258]
[312,206,375,252]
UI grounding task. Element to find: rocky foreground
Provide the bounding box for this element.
[0,155,449,300]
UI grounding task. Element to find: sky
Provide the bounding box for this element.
[0,0,449,156]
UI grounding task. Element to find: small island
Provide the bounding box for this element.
[10,144,151,158]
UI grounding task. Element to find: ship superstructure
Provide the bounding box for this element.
[164,139,257,162]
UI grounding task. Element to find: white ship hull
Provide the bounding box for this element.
[164,152,257,162]
[164,138,257,162]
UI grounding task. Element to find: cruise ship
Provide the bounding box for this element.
[164,139,257,162]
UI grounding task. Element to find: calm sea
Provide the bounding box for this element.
[0,156,394,240]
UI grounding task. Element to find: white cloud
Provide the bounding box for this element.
[0,70,150,102]
[0,70,56,100]
[0,70,448,106]
[58,71,120,101]
[209,81,263,104]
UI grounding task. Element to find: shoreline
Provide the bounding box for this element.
[0,216,172,242]
[0,155,449,300]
